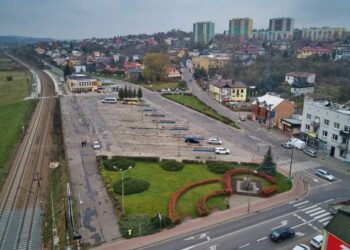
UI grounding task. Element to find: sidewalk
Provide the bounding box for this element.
[97,169,306,250]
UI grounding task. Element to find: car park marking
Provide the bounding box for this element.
[295,232,305,236]
[238,243,250,248]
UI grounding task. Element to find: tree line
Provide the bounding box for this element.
[118,86,142,100]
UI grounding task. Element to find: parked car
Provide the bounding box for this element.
[292,244,310,250]
[208,137,222,145]
[269,227,295,242]
[185,138,201,144]
[310,234,323,249]
[303,148,317,157]
[239,115,246,121]
[281,142,292,149]
[288,138,306,150]
[214,147,231,155]
[315,169,335,181]
[93,140,101,149]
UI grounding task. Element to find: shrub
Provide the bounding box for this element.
[104,156,136,171]
[160,160,184,171]
[150,214,173,229]
[6,76,13,81]
[182,159,202,164]
[207,161,234,174]
[197,190,227,217]
[168,178,220,224]
[113,177,150,195]
[239,162,260,168]
[127,156,160,162]
[260,185,277,197]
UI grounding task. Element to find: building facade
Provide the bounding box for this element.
[192,56,230,72]
[300,99,350,162]
[209,78,247,103]
[285,72,316,85]
[67,74,101,92]
[302,27,347,41]
[193,21,215,45]
[296,47,333,59]
[228,18,253,40]
[269,17,295,33]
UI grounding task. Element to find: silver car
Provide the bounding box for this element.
[315,169,335,181]
[303,148,317,157]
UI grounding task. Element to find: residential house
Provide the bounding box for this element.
[323,206,350,249]
[192,55,230,73]
[231,81,247,102]
[296,47,332,59]
[252,93,295,129]
[209,78,233,103]
[166,67,181,81]
[35,47,45,55]
[300,98,350,162]
[290,82,315,96]
[285,72,316,85]
[67,74,101,92]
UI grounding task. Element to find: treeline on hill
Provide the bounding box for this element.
[217,54,350,103]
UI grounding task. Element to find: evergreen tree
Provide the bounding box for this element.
[132,88,137,97]
[137,87,142,99]
[63,63,71,77]
[127,87,132,98]
[259,147,276,176]
[123,86,128,98]
[118,87,124,100]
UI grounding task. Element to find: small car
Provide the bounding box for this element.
[310,234,323,249]
[239,115,246,121]
[208,137,222,145]
[185,138,200,144]
[292,244,310,250]
[92,140,101,149]
[303,148,317,157]
[269,227,295,242]
[281,142,292,149]
[315,169,335,181]
[214,147,231,155]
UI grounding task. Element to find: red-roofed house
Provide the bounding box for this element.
[297,47,332,59]
[166,67,181,80]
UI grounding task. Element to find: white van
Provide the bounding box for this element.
[102,97,117,104]
[288,138,306,150]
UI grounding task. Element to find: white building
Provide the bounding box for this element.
[285,72,316,85]
[301,98,350,162]
[302,27,347,41]
[290,82,315,96]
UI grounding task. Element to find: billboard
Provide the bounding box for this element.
[325,233,350,250]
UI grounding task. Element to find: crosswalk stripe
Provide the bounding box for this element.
[309,210,326,217]
[318,215,333,223]
[314,212,331,220]
[301,205,317,211]
[305,207,321,214]
[293,200,310,207]
[279,160,321,174]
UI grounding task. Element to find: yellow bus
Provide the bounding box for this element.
[123,98,140,105]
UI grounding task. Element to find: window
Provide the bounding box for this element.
[241,89,244,93]
[345,125,350,132]
[332,134,338,141]
[322,130,328,137]
[307,114,312,120]
[305,124,310,131]
[324,119,329,126]
[334,122,340,129]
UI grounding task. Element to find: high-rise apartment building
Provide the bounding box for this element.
[193,21,215,45]
[228,18,253,40]
[302,27,347,41]
[269,17,295,32]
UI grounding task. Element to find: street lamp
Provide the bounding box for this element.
[288,140,295,181]
[113,165,133,214]
[247,170,258,213]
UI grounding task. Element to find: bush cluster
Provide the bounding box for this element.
[113,177,150,195]
[168,178,220,224]
[197,190,228,217]
[126,156,160,162]
[160,160,184,171]
[260,185,277,197]
[207,161,234,174]
[103,156,136,171]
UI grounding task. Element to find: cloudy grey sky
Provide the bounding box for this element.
[0,0,349,39]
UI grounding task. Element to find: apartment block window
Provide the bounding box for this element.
[332,134,338,141]
[334,122,340,129]
[344,125,350,132]
[307,114,312,120]
[241,89,244,93]
[324,119,329,126]
[305,124,310,131]
[322,130,328,137]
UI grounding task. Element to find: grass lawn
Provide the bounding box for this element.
[0,101,34,187]
[101,162,225,218]
[0,71,30,106]
[163,94,240,129]
[140,82,180,92]
[275,172,292,193]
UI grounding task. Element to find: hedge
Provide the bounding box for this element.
[126,156,160,162]
[104,157,136,171]
[182,159,202,164]
[207,161,234,174]
[260,185,277,197]
[197,190,228,217]
[160,160,184,171]
[113,177,150,195]
[168,178,220,224]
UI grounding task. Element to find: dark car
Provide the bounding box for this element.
[270,227,295,242]
[185,138,200,144]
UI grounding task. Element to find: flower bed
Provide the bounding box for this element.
[197,190,228,217]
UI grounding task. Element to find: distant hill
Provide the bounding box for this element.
[0,36,55,45]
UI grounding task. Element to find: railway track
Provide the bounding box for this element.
[0,60,56,250]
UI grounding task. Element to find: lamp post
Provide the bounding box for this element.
[288,141,294,181]
[247,171,258,213]
[113,165,133,214]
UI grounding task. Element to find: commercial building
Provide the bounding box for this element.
[193,21,215,45]
[302,27,347,41]
[67,74,101,92]
[191,55,230,73]
[300,98,350,162]
[252,93,295,129]
[228,18,253,40]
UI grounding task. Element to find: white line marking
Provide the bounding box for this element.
[296,232,305,236]
[257,237,267,242]
[322,198,334,204]
[302,205,317,211]
[293,200,309,207]
[314,212,331,220]
[305,207,321,214]
[318,215,333,223]
[181,245,197,250]
[309,210,326,217]
[239,243,250,249]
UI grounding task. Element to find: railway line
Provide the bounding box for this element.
[0,59,56,250]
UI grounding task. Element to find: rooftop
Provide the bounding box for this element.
[324,205,350,244]
[253,93,285,110]
[286,71,315,78]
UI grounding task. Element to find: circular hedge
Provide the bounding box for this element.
[207,161,234,174]
[160,160,184,171]
[103,157,135,171]
[113,177,150,195]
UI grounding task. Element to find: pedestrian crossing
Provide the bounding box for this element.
[291,200,334,226]
[277,160,321,174]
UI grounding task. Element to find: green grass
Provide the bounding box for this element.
[101,162,225,218]
[0,71,30,106]
[0,101,34,187]
[140,82,180,92]
[275,172,292,193]
[163,94,240,129]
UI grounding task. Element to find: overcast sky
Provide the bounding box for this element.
[0,0,349,40]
